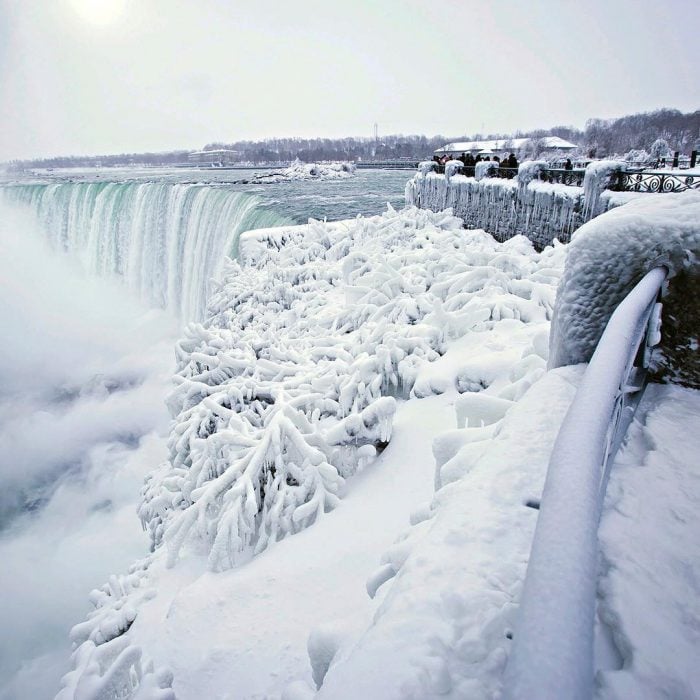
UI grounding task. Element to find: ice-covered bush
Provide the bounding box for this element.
[134,204,577,572]
[475,160,497,181]
[549,190,700,380]
[55,557,174,700]
[516,160,548,192]
[139,206,478,571]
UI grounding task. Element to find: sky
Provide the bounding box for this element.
[1,0,699,161]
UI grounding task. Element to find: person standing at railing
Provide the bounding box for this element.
[565,158,573,170]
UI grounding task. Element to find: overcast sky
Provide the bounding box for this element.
[1,0,699,161]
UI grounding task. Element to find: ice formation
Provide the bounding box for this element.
[405,167,583,247]
[248,161,356,184]
[406,160,643,248]
[549,190,700,376]
[582,160,626,219]
[54,556,175,700]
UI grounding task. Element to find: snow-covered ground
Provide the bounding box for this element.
[597,383,700,699]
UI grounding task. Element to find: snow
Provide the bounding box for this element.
[582,160,627,218]
[504,266,667,700]
[597,383,700,698]
[317,366,583,699]
[59,204,570,698]
[549,190,700,369]
[247,161,356,184]
[23,188,699,700]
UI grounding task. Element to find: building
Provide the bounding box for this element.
[435,136,578,158]
[188,149,240,166]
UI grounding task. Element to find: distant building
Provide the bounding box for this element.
[188,149,240,166]
[435,136,578,158]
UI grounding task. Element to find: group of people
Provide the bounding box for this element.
[431,151,520,176]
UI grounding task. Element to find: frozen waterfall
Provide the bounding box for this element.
[0,182,293,320]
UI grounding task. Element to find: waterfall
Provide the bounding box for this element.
[0,182,293,320]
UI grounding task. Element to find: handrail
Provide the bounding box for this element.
[503,266,667,700]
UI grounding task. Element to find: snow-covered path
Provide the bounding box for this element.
[597,383,700,699]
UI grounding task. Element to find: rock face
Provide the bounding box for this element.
[651,267,700,387]
[548,191,700,388]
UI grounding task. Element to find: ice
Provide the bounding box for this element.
[406,160,651,249]
[247,160,356,184]
[582,160,626,218]
[549,190,700,376]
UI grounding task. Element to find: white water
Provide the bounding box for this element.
[0,202,180,698]
[1,182,292,320]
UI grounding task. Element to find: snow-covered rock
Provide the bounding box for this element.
[249,160,356,184]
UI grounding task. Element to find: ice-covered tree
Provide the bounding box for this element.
[649,138,672,161]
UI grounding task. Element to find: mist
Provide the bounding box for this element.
[0,203,178,698]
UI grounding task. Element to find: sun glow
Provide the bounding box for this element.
[69,0,126,26]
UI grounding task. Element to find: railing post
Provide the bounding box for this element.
[673,151,679,168]
[691,151,697,169]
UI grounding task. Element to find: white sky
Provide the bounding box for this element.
[1,0,699,161]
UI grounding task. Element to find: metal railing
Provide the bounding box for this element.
[503,266,667,700]
[612,169,700,193]
[422,163,699,192]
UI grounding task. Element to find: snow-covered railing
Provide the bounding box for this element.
[503,266,667,700]
[614,169,700,193]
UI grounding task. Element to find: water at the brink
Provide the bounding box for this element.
[0,168,409,699]
[0,168,409,321]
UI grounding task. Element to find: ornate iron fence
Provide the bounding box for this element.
[422,163,699,193]
[612,170,700,193]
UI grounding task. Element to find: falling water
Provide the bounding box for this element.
[0,182,293,320]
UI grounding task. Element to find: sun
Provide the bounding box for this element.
[69,0,126,26]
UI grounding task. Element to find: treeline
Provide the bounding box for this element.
[579,109,700,157]
[201,135,448,164]
[203,109,699,162]
[5,150,191,171]
[6,108,699,170]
